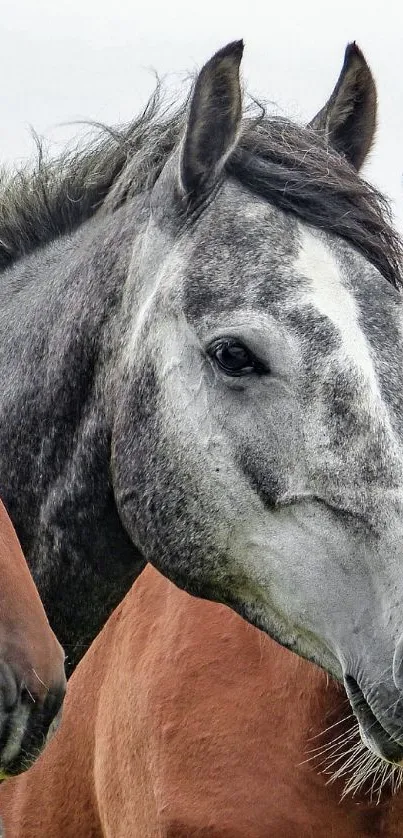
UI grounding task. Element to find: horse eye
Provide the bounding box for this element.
[210,340,266,377]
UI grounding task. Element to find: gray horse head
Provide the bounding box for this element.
[1,37,403,775]
[110,42,403,765]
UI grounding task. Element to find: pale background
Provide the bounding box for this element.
[1,0,402,229]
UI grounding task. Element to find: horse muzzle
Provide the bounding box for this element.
[0,661,66,777]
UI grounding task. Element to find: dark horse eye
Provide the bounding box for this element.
[210,339,266,377]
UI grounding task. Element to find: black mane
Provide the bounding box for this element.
[0,84,401,287]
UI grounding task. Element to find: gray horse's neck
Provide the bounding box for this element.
[0,200,147,672]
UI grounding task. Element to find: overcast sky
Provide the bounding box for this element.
[1,0,402,229]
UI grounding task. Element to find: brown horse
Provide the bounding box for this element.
[1,564,403,838]
[0,499,66,778]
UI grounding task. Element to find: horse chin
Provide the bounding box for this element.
[359,723,403,767]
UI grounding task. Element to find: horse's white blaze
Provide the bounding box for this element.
[296,228,377,386]
[295,228,402,458]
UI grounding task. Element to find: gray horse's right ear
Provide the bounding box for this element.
[179,40,244,199]
[308,42,377,170]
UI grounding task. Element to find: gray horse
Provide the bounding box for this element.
[1,40,403,769]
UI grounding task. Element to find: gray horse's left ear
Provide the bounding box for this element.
[179,40,244,199]
[308,42,377,170]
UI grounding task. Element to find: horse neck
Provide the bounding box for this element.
[0,204,148,672]
[128,567,403,835]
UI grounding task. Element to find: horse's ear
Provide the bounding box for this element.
[179,40,244,199]
[308,42,377,170]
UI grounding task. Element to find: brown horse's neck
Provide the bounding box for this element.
[125,568,401,837]
[1,565,402,837]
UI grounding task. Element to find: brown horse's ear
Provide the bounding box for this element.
[180,40,244,199]
[308,42,377,170]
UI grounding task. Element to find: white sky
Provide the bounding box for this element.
[1,0,402,229]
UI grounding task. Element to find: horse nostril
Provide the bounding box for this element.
[0,664,19,712]
[344,674,368,711]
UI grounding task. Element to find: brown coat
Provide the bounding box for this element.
[1,564,402,836]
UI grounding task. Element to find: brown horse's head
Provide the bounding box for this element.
[0,500,66,777]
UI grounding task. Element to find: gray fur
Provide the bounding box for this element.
[0,42,403,767]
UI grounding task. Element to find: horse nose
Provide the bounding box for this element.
[0,658,66,719]
[0,661,66,777]
[393,633,403,691]
[20,667,67,737]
